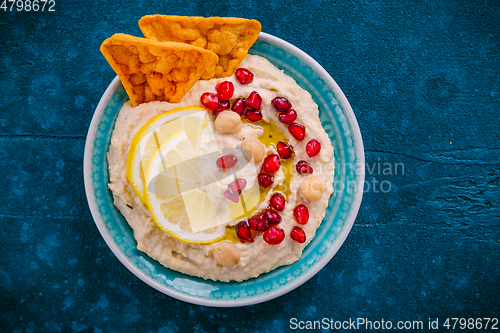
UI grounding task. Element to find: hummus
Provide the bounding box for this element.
[107,55,335,282]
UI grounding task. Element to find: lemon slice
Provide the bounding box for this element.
[145,130,225,244]
[126,106,210,205]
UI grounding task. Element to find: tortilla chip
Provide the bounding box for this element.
[139,15,261,79]
[100,33,219,106]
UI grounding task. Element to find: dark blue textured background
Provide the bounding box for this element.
[1,0,499,332]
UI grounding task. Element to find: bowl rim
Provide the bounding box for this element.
[83,32,365,307]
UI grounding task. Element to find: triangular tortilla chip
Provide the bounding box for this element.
[100,33,219,106]
[138,15,261,79]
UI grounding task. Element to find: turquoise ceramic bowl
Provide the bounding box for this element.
[84,33,365,307]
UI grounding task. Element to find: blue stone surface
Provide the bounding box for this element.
[1,0,498,332]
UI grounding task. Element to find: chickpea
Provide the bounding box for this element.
[241,137,266,163]
[212,242,241,268]
[299,176,326,202]
[214,111,243,134]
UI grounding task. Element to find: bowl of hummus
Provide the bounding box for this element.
[84,32,364,306]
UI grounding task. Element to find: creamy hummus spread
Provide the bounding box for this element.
[107,55,334,282]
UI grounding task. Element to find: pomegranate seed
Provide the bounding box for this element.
[261,154,281,175]
[245,110,263,122]
[290,226,306,243]
[306,139,321,157]
[236,221,254,243]
[235,68,254,85]
[216,154,238,170]
[276,141,293,159]
[296,160,313,174]
[293,204,309,225]
[271,97,292,112]
[270,193,286,212]
[228,178,247,195]
[248,215,262,229]
[200,92,219,111]
[263,226,285,245]
[224,190,240,203]
[249,215,269,232]
[258,173,273,188]
[288,123,306,141]
[215,81,234,101]
[215,100,230,115]
[278,109,297,124]
[246,91,262,110]
[231,98,247,115]
[262,208,282,225]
